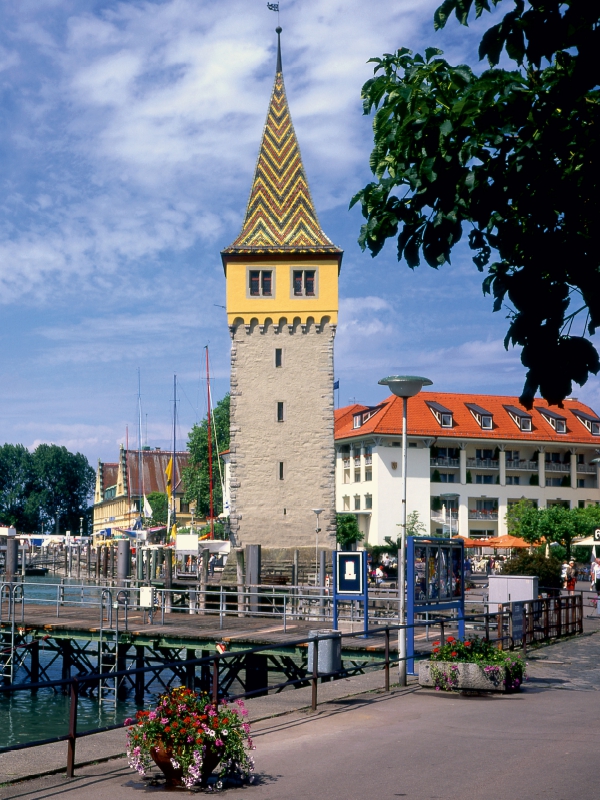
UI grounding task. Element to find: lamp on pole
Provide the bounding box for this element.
[440,493,459,537]
[379,375,432,686]
[313,508,323,587]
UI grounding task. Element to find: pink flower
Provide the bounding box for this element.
[161,718,169,724]
[241,709,249,716]
[148,712,157,720]
[124,718,133,726]
[215,739,224,747]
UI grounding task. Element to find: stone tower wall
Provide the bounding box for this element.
[229,318,336,548]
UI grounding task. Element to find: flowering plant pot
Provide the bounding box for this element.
[419,636,526,693]
[126,687,255,790]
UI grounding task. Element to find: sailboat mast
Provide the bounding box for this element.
[172,374,177,529]
[137,368,143,526]
[206,347,214,539]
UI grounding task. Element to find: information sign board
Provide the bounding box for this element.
[335,552,364,595]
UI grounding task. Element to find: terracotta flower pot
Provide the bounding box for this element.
[150,746,184,786]
[150,743,223,789]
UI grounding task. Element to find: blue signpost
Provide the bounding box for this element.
[332,551,369,635]
[407,537,465,674]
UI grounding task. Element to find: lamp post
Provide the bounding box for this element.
[313,508,323,586]
[379,375,432,686]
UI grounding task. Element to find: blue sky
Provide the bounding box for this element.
[1,0,598,466]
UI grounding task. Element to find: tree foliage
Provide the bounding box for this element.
[502,550,562,588]
[184,395,230,519]
[352,0,600,406]
[336,513,365,548]
[146,491,168,526]
[0,443,94,533]
[505,501,600,557]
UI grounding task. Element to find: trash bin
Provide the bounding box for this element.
[307,629,341,676]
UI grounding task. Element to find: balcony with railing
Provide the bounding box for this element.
[354,456,361,467]
[577,463,596,474]
[365,455,372,466]
[468,510,499,520]
[545,462,570,473]
[467,458,499,469]
[505,459,538,471]
[342,458,350,468]
[430,457,460,468]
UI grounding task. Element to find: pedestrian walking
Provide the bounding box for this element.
[208,553,216,577]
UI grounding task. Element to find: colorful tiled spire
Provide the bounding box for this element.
[223,28,341,255]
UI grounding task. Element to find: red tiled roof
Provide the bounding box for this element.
[125,450,190,495]
[334,392,600,444]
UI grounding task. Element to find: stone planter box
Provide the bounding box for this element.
[418,660,516,693]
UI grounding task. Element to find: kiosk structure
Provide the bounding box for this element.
[407,537,465,674]
[332,551,369,635]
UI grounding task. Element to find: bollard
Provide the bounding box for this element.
[311,638,319,711]
[66,679,79,778]
[117,539,131,585]
[5,537,18,582]
[164,549,172,613]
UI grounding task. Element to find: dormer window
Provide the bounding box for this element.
[466,403,493,430]
[573,410,600,436]
[504,405,532,432]
[537,407,567,434]
[427,401,453,428]
[353,414,362,429]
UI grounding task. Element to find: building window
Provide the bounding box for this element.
[506,476,520,485]
[180,502,190,513]
[249,269,273,297]
[365,468,372,481]
[441,414,452,427]
[343,496,350,511]
[353,415,362,429]
[439,473,456,483]
[577,478,585,488]
[427,401,453,428]
[355,469,361,483]
[277,402,285,422]
[547,477,562,487]
[506,450,520,462]
[275,348,283,368]
[278,462,284,480]
[475,474,494,484]
[354,495,361,511]
[365,494,373,510]
[343,469,350,484]
[476,449,494,460]
[292,269,316,297]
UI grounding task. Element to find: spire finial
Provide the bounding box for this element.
[276,26,282,74]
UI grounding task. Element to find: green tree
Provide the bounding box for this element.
[184,395,230,518]
[352,0,600,406]
[27,444,95,533]
[505,499,540,542]
[336,513,365,548]
[0,444,35,529]
[502,550,562,589]
[146,492,168,526]
[538,505,578,558]
[384,510,428,549]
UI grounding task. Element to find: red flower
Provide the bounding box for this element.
[447,636,455,643]
[164,726,171,733]
[432,641,440,646]
[432,647,440,653]
[464,641,471,647]
[451,651,458,657]
[172,721,178,729]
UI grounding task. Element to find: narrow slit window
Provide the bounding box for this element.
[279,462,284,480]
[277,402,284,422]
[275,348,282,368]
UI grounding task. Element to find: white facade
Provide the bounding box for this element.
[335,436,600,547]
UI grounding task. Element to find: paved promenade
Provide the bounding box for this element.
[2,630,600,799]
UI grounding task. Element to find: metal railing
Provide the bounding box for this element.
[505,459,538,471]
[430,458,460,468]
[468,511,499,520]
[467,458,499,469]
[0,597,584,778]
[545,462,571,473]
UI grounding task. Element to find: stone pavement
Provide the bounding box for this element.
[2,631,600,799]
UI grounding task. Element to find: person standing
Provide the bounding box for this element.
[591,558,600,594]
[566,560,577,595]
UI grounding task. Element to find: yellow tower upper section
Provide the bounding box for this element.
[221,28,342,327]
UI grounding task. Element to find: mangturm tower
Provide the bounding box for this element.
[221,28,343,548]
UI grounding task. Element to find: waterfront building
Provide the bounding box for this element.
[221,30,342,548]
[92,445,190,535]
[335,392,600,545]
